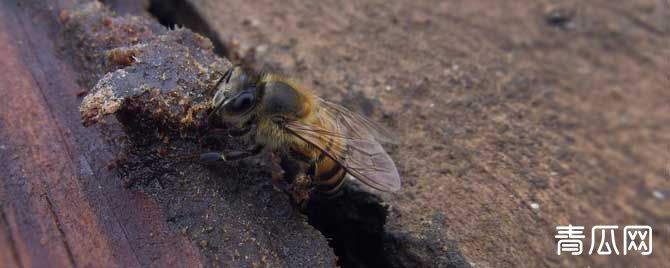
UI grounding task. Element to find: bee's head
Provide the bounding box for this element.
[211,66,262,125]
[211,66,310,127]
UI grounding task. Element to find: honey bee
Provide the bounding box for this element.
[201,66,400,203]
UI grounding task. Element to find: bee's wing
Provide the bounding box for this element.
[284,104,401,192]
[318,98,398,144]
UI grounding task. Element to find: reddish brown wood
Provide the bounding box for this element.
[0,2,338,267]
[0,1,203,267]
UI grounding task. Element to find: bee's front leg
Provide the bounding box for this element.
[270,153,289,191]
[270,153,313,210]
[199,152,226,163]
[228,123,253,137]
[200,144,264,164]
[291,172,313,211]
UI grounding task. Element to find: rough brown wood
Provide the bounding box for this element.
[0,1,336,267]
[183,0,670,267]
[0,1,204,266]
[2,0,668,267]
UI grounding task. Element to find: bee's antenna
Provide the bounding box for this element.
[213,70,225,89]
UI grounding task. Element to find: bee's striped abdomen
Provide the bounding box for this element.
[289,137,347,195]
[313,155,347,195]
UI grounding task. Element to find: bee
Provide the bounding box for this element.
[201,66,400,203]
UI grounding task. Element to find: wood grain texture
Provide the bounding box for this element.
[0,1,205,267]
[185,0,670,267]
[0,0,337,267]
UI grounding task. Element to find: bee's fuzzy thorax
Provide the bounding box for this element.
[254,74,320,151]
[259,74,319,122]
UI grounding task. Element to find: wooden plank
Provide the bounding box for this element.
[0,1,337,267]
[184,0,670,267]
[0,1,204,267]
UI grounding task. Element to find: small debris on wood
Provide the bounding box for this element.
[62,2,227,133]
[544,7,576,29]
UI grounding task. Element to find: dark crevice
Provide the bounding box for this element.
[147,0,229,58]
[305,186,392,268]
[307,186,470,268]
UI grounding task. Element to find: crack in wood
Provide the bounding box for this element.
[45,195,77,268]
[0,205,24,268]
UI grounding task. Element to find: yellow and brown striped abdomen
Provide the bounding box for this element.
[312,145,347,195]
[288,120,348,195]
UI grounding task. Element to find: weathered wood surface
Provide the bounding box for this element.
[0,1,335,267]
[0,1,203,266]
[185,0,670,267]
[1,0,669,267]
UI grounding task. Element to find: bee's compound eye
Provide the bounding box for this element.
[229,91,255,113]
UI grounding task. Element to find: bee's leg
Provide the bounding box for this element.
[200,144,264,164]
[268,152,315,214]
[291,172,313,213]
[203,128,229,137]
[199,152,226,164]
[200,121,253,146]
[225,144,264,160]
[227,144,264,160]
[201,128,228,138]
[270,153,290,192]
[228,123,253,137]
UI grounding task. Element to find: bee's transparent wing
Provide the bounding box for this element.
[284,106,401,192]
[318,98,398,144]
